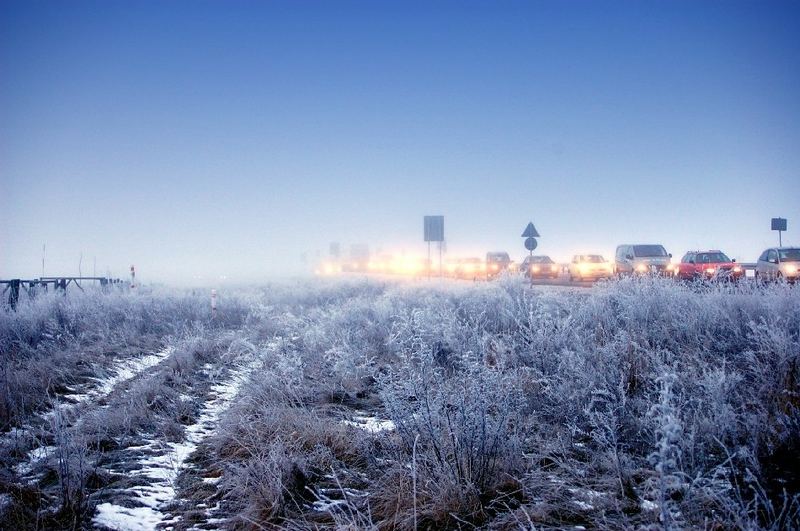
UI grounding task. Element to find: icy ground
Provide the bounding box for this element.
[93,356,261,531]
[6,347,175,480]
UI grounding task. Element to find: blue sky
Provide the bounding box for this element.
[1,1,799,283]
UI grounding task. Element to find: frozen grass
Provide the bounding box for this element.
[1,277,798,529]
[205,277,800,529]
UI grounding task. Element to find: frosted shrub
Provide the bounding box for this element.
[647,372,685,529]
[376,333,524,527]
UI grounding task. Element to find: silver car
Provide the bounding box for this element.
[755,247,799,282]
[614,244,675,276]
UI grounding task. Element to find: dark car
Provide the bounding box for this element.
[675,250,743,281]
[521,255,559,279]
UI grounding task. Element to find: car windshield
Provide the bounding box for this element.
[778,249,800,262]
[633,245,668,257]
[580,255,605,263]
[487,253,510,262]
[696,252,730,263]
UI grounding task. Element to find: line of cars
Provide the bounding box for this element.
[317,244,799,284]
[519,244,799,283]
[445,252,514,280]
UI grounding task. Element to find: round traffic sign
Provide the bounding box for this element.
[524,237,538,251]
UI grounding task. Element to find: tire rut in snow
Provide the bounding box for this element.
[93,355,261,531]
[4,346,175,481]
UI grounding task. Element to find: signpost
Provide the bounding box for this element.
[772,218,787,246]
[522,222,541,286]
[424,215,445,278]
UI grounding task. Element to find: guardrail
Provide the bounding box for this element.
[1,277,125,310]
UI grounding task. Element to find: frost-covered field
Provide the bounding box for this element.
[1,277,798,530]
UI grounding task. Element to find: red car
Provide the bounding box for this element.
[675,250,744,281]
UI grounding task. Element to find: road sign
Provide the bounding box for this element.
[524,237,538,251]
[424,216,445,242]
[521,222,540,238]
[772,217,787,246]
[772,218,787,231]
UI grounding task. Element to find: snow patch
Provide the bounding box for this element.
[342,413,395,433]
[15,445,57,476]
[94,503,165,531]
[641,499,658,511]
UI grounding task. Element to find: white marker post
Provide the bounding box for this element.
[130,265,136,289]
[211,289,217,319]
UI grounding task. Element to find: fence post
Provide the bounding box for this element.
[8,279,20,310]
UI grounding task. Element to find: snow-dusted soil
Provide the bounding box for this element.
[3,347,175,481]
[62,348,175,407]
[93,356,262,531]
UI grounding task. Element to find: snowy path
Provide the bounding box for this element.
[59,347,175,408]
[93,355,261,531]
[4,347,175,479]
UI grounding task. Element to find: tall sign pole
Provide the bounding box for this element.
[772,218,787,246]
[522,222,541,287]
[424,215,445,279]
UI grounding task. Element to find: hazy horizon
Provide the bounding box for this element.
[2,1,799,285]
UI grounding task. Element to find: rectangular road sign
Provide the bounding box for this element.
[771,218,787,231]
[424,215,444,242]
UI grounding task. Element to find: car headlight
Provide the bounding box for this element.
[551,265,558,272]
[733,266,742,273]
[785,265,798,275]
[635,264,647,273]
[705,267,716,275]
[532,265,540,272]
